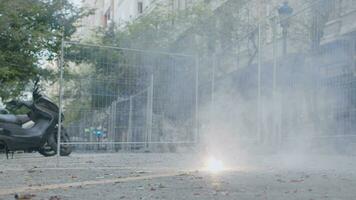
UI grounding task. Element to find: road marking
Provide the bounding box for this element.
[0,172,182,196]
[0,166,184,172]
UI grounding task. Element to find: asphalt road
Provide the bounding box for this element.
[0,152,355,200]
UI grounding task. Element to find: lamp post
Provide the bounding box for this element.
[278,1,293,56]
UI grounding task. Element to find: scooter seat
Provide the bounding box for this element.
[0,114,30,125]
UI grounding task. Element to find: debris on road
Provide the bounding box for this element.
[48,195,61,200]
[221,191,229,196]
[290,179,304,183]
[14,193,36,200]
[135,171,147,174]
[177,172,190,176]
[276,179,286,183]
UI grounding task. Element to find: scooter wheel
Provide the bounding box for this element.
[48,127,72,156]
[38,144,57,157]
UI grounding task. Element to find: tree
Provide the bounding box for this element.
[0,0,89,100]
[62,2,212,110]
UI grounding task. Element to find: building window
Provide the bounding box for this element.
[138,1,143,14]
[104,8,112,27]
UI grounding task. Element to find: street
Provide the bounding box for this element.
[1,153,356,200]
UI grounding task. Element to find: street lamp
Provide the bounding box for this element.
[278,1,293,56]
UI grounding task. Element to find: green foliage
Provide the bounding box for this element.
[64,2,213,111]
[0,0,90,100]
[63,96,91,126]
[63,45,126,109]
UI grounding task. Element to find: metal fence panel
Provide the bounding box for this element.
[198,1,356,152]
[59,43,197,152]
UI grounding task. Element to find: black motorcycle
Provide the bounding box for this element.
[0,80,71,158]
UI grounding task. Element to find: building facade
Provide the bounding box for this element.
[322,0,356,44]
[77,0,197,39]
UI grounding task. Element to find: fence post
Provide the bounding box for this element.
[195,56,200,145]
[127,96,133,151]
[257,23,262,144]
[111,102,116,151]
[145,74,154,149]
[56,39,65,167]
[211,54,216,113]
[272,16,278,147]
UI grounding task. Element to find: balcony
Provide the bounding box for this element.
[322,0,356,44]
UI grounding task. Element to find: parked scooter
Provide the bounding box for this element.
[0,79,71,158]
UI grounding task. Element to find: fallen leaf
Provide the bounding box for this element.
[177,173,189,176]
[221,191,229,196]
[49,196,61,200]
[341,178,352,181]
[290,179,304,183]
[14,193,36,200]
[276,179,286,183]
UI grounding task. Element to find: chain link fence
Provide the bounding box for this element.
[57,1,356,155]
[198,1,356,153]
[59,42,198,152]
